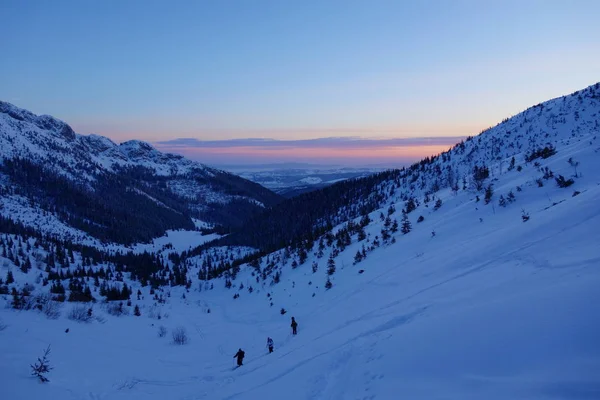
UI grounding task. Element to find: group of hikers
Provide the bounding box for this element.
[233,316,298,367]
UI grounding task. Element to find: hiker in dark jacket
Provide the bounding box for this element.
[291,317,298,335]
[233,348,245,366]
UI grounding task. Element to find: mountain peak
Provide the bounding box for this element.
[84,134,118,153]
[36,114,76,141]
[119,140,158,157]
[0,100,76,141]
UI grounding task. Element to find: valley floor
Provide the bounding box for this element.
[2,185,600,400]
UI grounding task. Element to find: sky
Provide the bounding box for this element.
[1,0,599,166]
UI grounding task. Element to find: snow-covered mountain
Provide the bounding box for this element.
[1,83,599,400]
[213,82,600,254]
[0,101,282,245]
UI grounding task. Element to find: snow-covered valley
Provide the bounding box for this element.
[1,84,600,399]
[2,172,599,399]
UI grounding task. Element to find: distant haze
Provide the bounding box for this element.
[154,137,463,166]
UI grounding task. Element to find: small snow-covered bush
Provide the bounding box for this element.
[158,325,167,338]
[106,302,129,317]
[172,326,188,345]
[555,175,575,188]
[148,306,162,320]
[38,294,61,319]
[68,304,93,323]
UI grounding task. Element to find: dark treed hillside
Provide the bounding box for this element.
[1,158,195,244]
[0,214,170,287]
[196,169,284,228]
[210,169,402,252]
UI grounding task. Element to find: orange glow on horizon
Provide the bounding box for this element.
[155,143,455,162]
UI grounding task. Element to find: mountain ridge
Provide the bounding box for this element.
[0,101,283,245]
[204,82,599,256]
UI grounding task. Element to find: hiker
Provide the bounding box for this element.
[267,337,274,353]
[291,316,298,335]
[233,348,245,366]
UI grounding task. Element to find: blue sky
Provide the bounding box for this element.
[1,0,599,164]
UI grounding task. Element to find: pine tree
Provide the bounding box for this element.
[499,195,507,207]
[484,184,494,204]
[21,257,32,273]
[318,238,325,252]
[11,287,22,309]
[50,280,65,294]
[357,226,367,241]
[134,305,141,316]
[384,216,392,229]
[405,198,417,213]
[6,270,14,284]
[121,283,130,300]
[298,248,308,265]
[327,256,336,276]
[473,165,490,190]
[401,212,411,234]
[360,213,371,227]
[381,227,390,241]
[354,250,363,264]
[507,190,516,203]
[31,345,53,383]
[83,286,94,302]
[325,277,332,290]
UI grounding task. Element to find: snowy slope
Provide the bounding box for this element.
[376,83,600,209]
[1,84,599,399]
[1,171,598,400]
